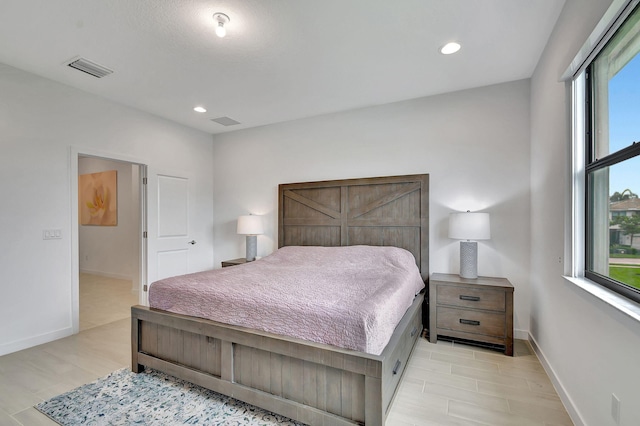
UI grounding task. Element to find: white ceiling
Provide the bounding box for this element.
[0,0,565,135]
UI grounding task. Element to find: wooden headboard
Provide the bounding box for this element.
[278,174,429,280]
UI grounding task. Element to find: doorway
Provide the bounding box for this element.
[72,151,147,332]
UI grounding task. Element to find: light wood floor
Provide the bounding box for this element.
[79,273,139,331]
[0,277,572,425]
[387,340,573,425]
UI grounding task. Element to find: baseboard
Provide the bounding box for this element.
[528,333,585,426]
[80,268,132,282]
[0,326,74,356]
[514,328,528,340]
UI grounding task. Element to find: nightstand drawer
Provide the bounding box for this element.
[436,286,505,311]
[221,258,248,267]
[436,306,505,338]
[430,273,514,355]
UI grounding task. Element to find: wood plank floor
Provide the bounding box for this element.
[0,276,572,425]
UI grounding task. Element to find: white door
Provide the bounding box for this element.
[155,173,194,281]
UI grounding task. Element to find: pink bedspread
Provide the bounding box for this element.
[149,245,425,355]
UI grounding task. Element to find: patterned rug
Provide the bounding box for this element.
[36,368,306,425]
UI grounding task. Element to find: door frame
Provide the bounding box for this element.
[70,146,148,333]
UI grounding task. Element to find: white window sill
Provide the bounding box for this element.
[563,276,640,323]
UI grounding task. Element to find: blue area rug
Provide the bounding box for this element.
[36,368,306,425]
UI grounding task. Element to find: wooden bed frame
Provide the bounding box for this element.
[131,174,429,425]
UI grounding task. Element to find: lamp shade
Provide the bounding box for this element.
[449,212,490,240]
[237,215,264,235]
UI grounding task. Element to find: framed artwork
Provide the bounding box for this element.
[79,170,117,226]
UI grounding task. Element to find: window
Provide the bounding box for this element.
[585,3,640,303]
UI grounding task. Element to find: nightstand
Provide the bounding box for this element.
[221,258,248,267]
[429,273,514,356]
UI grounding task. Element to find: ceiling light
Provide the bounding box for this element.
[193,106,207,113]
[213,13,230,38]
[440,42,461,55]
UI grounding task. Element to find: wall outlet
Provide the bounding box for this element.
[611,393,620,425]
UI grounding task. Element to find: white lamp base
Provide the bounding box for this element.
[245,235,257,261]
[459,241,478,279]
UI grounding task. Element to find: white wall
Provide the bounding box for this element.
[78,157,139,283]
[0,63,214,355]
[212,80,532,337]
[531,0,640,425]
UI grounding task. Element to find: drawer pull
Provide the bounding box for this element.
[460,295,480,302]
[460,319,481,326]
[392,359,401,375]
[410,326,418,337]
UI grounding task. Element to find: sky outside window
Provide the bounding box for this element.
[609,52,640,196]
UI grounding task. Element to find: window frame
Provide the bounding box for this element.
[583,20,640,304]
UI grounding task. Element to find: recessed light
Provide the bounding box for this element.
[440,42,461,55]
[193,106,207,113]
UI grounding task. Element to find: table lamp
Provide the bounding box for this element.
[237,215,264,261]
[449,211,491,279]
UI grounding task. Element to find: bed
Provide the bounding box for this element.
[131,174,429,425]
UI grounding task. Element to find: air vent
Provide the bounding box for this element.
[67,57,113,78]
[211,116,241,126]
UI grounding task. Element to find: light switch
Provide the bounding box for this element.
[43,229,62,240]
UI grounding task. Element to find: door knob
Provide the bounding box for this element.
[188,240,196,245]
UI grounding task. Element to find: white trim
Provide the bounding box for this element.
[563,275,640,322]
[561,0,639,80]
[514,328,529,340]
[79,269,134,282]
[528,333,586,426]
[139,165,148,305]
[70,148,80,334]
[570,74,586,278]
[0,327,73,357]
[566,15,640,323]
